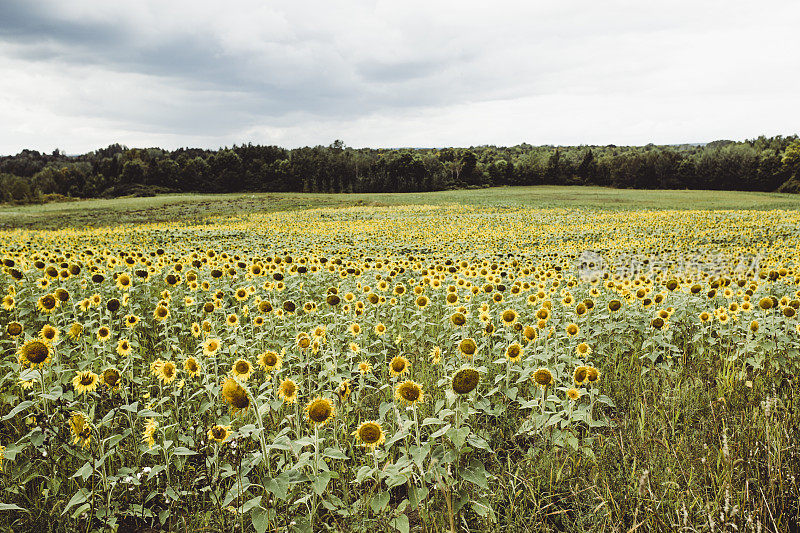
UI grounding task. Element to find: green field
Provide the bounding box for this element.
[1,186,799,532]
[2,186,800,229]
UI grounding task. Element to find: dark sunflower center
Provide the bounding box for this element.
[392,360,405,372]
[309,401,331,422]
[264,354,277,366]
[400,385,420,402]
[26,342,49,363]
[282,383,296,396]
[359,424,380,443]
[212,427,226,439]
[8,323,22,335]
[42,296,56,309]
[235,361,249,373]
[80,374,95,386]
[104,371,120,386]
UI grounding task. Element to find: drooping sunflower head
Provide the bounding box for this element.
[586,366,600,384]
[450,312,467,327]
[258,350,282,372]
[533,368,554,388]
[207,424,231,443]
[353,421,385,449]
[68,322,83,340]
[389,355,411,377]
[336,380,352,402]
[183,357,200,376]
[566,323,579,336]
[395,380,424,405]
[452,368,480,395]
[505,343,523,362]
[523,326,537,341]
[749,320,759,333]
[69,412,92,448]
[458,338,477,358]
[230,359,253,381]
[72,370,100,395]
[758,297,773,311]
[222,377,251,414]
[278,379,298,404]
[18,339,51,368]
[305,397,335,426]
[573,366,589,385]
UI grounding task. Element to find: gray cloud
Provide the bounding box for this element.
[0,0,799,153]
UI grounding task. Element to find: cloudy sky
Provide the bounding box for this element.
[1,0,798,154]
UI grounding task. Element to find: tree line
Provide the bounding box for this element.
[2,136,800,204]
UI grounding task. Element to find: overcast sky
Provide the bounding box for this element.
[1,0,798,154]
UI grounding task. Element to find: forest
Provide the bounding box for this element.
[2,136,800,204]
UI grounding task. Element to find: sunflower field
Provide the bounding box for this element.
[1,204,799,532]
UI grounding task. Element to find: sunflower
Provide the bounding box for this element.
[458,338,477,359]
[72,370,100,395]
[586,366,600,384]
[389,355,411,377]
[67,322,83,340]
[429,346,442,365]
[222,377,251,414]
[202,338,221,356]
[296,333,311,351]
[575,342,591,356]
[150,358,164,377]
[1,295,14,310]
[501,309,518,325]
[116,273,133,290]
[124,314,140,329]
[336,380,352,402]
[153,304,169,321]
[18,339,51,368]
[532,368,553,388]
[573,366,589,385]
[699,311,711,323]
[608,299,622,312]
[230,359,253,381]
[505,343,523,362]
[278,379,298,404]
[100,367,122,390]
[758,297,773,311]
[305,397,335,426]
[567,388,581,401]
[358,360,372,374]
[348,323,362,337]
[183,357,201,376]
[523,326,537,342]
[374,322,386,336]
[37,294,58,314]
[565,323,579,336]
[116,338,132,357]
[353,421,385,449]
[749,320,759,333]
[39,324,59,343]
[6,321,23,338]
[207,425,231,443]
[450,312,467,327]
[258,350,282,372]
[156,361,177,384]
[452,368,480,395]
[142,418,158,449]
[395,380,424,405]
[69,412,92,448]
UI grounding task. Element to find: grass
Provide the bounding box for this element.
[2,186,799,230]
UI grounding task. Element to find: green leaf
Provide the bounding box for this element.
[446,427,470,449]
[2,401,33,421]
[390,514,409,533]
[62,488,89,515]
[459,459,488,489]
[370,491,390,514]
[172,447,197,456]
[323,447,348,460]
[0,503,27,512]
[252,506,269,533]
[311,471,333,496]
